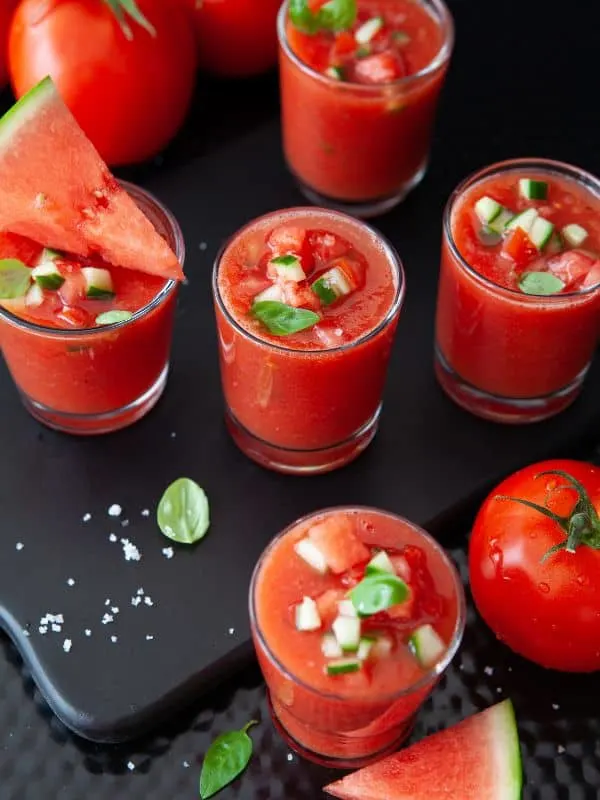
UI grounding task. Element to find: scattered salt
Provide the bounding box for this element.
[121,519,130,527]
[144,596,153,607]
[39,626,48,635]
[141,509,150,517]
[127,761,135,771]
[183,760,190,768]
[170,431,177,438]
[109,533,118,543]
[111,607,120,614]
[287,753,294,762]
[22,630,30,638]
[102,614,114,625]
[63,639,72,653]
[121,538,141,561]
[15,543,24,551]
[199,242,208,251]
[51,624,61,633]
[136,588,145,596]
[105,599,111,606]
[557,745,566,754]
[82,513,92,522]
[552,703,560,711]
[111,635,118,643]
[131,597,142,607]
[162,547,174,559]
[67,578,75,587]
[145,634,154,641]
[496,687,502,694]
[483,666,494,676]
[228,627,235,635]
[108,504,122,517]
[85,629,92,637]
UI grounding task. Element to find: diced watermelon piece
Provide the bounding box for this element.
[267,224,315,273]
[0,232,43,265]
[315,588,347,626]
[324,700,522,800]
[353,51,406,84]
[389,554,412,582]
[308,515,370,575]
[546,249,598,290]
[309,230,350,262]
[386,591,415,620]
[0,78,183,281]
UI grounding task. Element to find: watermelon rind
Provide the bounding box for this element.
[0,77,54,149]
[323,699,523,800]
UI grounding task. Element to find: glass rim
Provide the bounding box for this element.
[249,505,467,703]
[443,157,600,301]
[277,0,454,92]
[0,179,184,338]
[212,206,405,356]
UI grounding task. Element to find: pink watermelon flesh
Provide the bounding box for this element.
[324,700,522,800]
[0,78,183,281]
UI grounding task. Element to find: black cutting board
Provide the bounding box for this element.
[1,0,600,741]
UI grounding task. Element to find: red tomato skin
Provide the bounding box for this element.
[188,0,281,78]
[0,1,18,87]
[469,459,600,672]
[9,0,197,165]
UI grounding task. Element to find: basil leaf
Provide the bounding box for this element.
[519,271,565,296]
[95,310,134,325]
[289,0,320,33]
[350,573,408,616]
[200,721,258,799]
[271,254,299,266]
[317,0,357,31]
[157,478,210,545]
[0,259,31,299]
[251,300,320,336]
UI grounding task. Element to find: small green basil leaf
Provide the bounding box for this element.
[289,0,320,33]
[0,259,32,299]
[317,0,357,31]
[251,300,320,336]
[350,573,408,616]
[199,721,258,799]
[157,477,210,545]
[95,310,134,325]
[518,271,565,296]
[271,254,299,266]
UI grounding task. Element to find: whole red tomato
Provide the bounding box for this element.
[187,0,282,78]
[0,0,18,87]
[469,459,600,672]
[9,0,197,165]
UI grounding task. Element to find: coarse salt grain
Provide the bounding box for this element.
[105,599,111,606]
[85,630,92,637]
[228,627,235,635]
[111,607,119,614]
[557,745,566,754]
[484,666,494,676]
[141,509,150,517]
[121,538,141,561]
[287,753,293,762]
[109,533,118,543]
[199,242,207,251]
[82,513,92,522]
[146,635,154,641]
[22,630,30,637]
[102,614,114,625]
[108,504,122,517]
[136,588,144,595]
[67,578,75,587]
[111,635,118,643]
[552,703,560,710]
[15,543,24,551]
[183,761,190,768]
[39,626,48,635]
[52,624,61,633]
[127,761,135,771]
[144,596,153,607]
[63,639,72,653]
[131,597,142,607]
[170,431,176,438]
[162,547,174,559]
[121,519,130,527]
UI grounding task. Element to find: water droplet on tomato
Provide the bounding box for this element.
[488,543,503,571]
[538,582,550,594]
[576,575,585,585]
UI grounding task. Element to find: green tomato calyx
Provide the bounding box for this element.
[497,469,600,561]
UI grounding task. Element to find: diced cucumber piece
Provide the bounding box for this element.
[518,178,548,200]
[254,284,285,304]
[294,538,329,575]
[311,267,352,306]
[365,550,395,576]
[82,267,114,299]
[37,247,62,264]
[477,228,503,247]
[370,634,394,659]
[356,45,371,58]
[269,254,305,282]
[321,633,343,659]
[355,16,384,44]
[546,231,564,254]
[506,207,538,234]
[337,599,358,618]
[325,66,345,81]
[392,30,411,45]
[356,636,374,661]
[408,623,446,668]
[31,262,64,290]
[487,208,515,234]
[562,223,588,248]
[529,216,554,250]
[332,614,362,652]
[295,596,322,631]
[326,657,361,675]
[474,196,502,225]
[25,283,44,307]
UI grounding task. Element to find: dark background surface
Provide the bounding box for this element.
[0,0,599,796]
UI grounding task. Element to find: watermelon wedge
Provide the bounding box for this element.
[0,78,183,281]
[324,700,522,800]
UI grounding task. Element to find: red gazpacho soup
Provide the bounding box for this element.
[213,208,404,474]
[278,0,453,213]
[0,184,183,434]
[250,507,465,766]
[435,159,600,423]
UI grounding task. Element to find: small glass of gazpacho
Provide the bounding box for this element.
[277,0,454,217]
[0,182,185,434]
[435,158,600,423]
[250,506,466,767]
[212,207,405,474]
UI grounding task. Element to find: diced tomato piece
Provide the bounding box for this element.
[329,255,366,290]
[308,515,370,574]
[57,306,90,328]
[282,282,320,310]
[315,588,346,626]
[309,231,351,262]
[386,591,415,620]
[546,249,598,290]
[501,227,538,267]
[331,31,356,61]
[0,232,43,266]
[267,225,314,274]
[353,51,406,84]
[582,262,600,289]
[389,554,411,582]
[59,273,86,306]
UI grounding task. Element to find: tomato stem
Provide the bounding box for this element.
[497,469,600,561]
[102,0,156,40]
